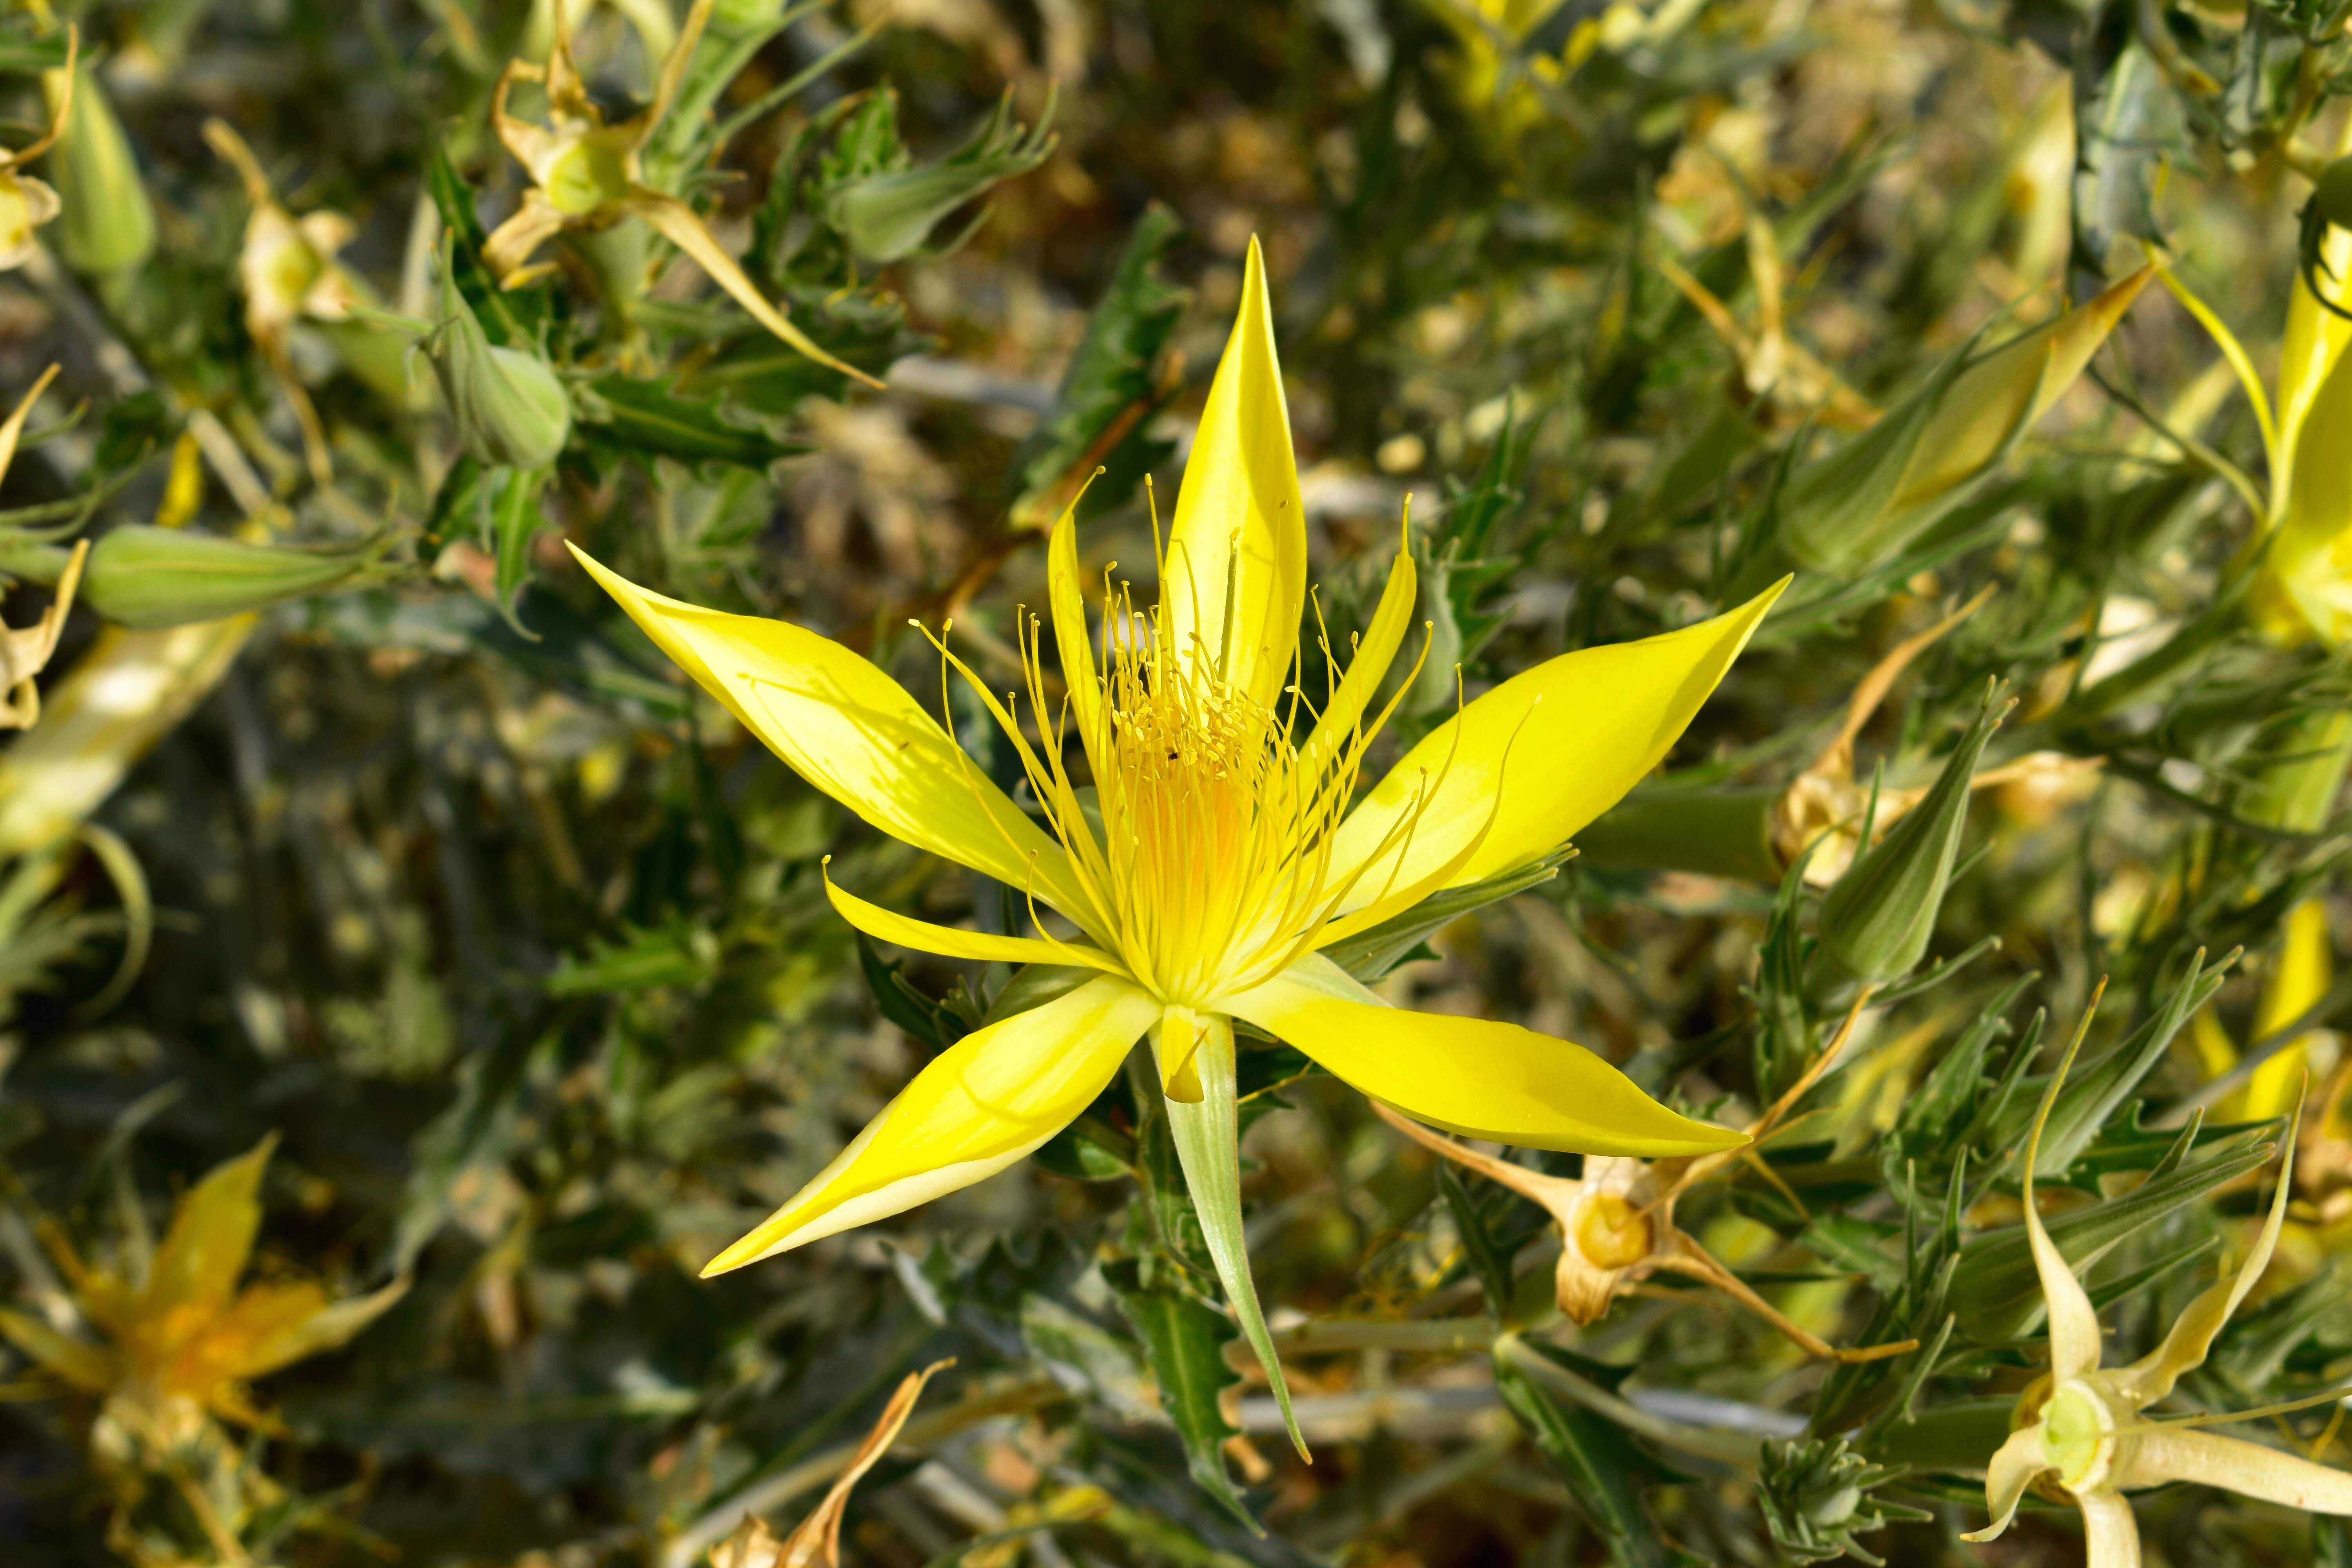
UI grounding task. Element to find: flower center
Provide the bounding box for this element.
[2038,1379,2118,1495]
[1574,1191,1655,1270]
[543,137,633,217]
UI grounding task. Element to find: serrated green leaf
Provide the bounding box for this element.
[579,373,805,473]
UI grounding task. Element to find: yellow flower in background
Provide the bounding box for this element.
[1967,1007,2352,1560]
[0,1135,405,1436]
[485,0,879,388]
[0,27,72,269]
[575,237,1781,1449]
[2192,897,2334,1126]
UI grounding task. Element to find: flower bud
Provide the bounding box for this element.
[1765,269,2149,583]
[825,90,1055,265]
[1812,687,2006,991]
[429,259,570,470]
[39,60,155,275]
[77,526,375,630]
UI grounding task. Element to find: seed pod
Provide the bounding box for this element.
[39,60,155,275]
[825,90,1056,265]
[1812,686,2007,993]
[428,259,571,470]
[1765,269,2149,583]
[78,526,376,630]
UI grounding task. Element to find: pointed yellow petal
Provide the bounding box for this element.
[628,191,885,390]
[2119,1426,2352,1513]
[1219,955,1745,1156]
[2076,1491,2143,1568]
[1959,1422,2053,1543]
[702,975,1160,1272]
[0,363,60,485]
[0,1306,117,1394]
[1296,535,1416,788]
[229,1276,408,1380]
[2268,339,2352,643]
[568,547,1093,924]
[1327,579,1785,913]
[483,187,570,283]
[823,860,1127,977]
[1161,236,1306,709]
[143,1134,277,1321]
[2279,203,2352,497]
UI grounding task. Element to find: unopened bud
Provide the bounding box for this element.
[1813,686,2007,991]
[39,60,155,275]
[1769,269,2150,582]
[78,526,375,629]
[826,90,1054,265]
[430,257,570,470]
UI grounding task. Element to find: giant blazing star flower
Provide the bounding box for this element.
[573,240,1782,1441]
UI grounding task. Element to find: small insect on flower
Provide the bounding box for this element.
[0,367,88,731]
[485,0,880,388]
[1965,987,2352,1562]
[1378,990,1915,1362]
[0,1134,406,1446]
[572,236,1785,1455]
[0,27,73,270]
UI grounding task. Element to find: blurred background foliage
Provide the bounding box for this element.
[9,0,2352,1562]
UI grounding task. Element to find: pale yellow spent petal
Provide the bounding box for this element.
[1959,1424,2054,1543]
[1161,235,1307,709]
[0,1306,118,1394]
[0,364,60,483]
[483,187,570,283]
[2114,1094,2301,1404]
[629,192,885,390]
[2023,1010,2103,1383]
[1219,955,1744,1156]
[2118,1427,2352,1514]
[1326,579,1784,913]
[568,547,1092,925]
[822,861,1126,977]
[142,1134,278,1321]
[2076,1491,2143,1568]
[701,975,1160,1273]
[2245,898,2331,1121]
[1296,537,1417,788]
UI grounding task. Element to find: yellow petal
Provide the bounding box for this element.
[142,1134,276,1322]
[569,547,1094,927]
[2268,340,2352,644]
[2244,897,2331,1122]
[702,974,1160,1272]
[823,859,1127,977]
[1161,235,1306,710]
[1959,1423,2051,1543]
[2023,1010,2103,1384]
[2279,136,2352,492]
[0,363,60,485]
[0,1307,118,1394]
[1218,955,1745,1156]
[628,191,885,390]
[1326,579,1785,913]
[483,187,569,283]
[229,1276,408,1380]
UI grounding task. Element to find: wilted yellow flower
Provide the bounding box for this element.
[573,237,1779,1449]
[486,0,879,387]
[0,1135,405,1438]
[1966,1004,2352,1559]
[1376,993,1913,1360]
[712,1359,951,1568]
[0,366,89,731]
[0,28,73,269]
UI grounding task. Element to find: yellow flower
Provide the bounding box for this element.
[1965,1002,2352,1559]
[485,0,880,388]
[573,237,1780,1448]
[0,366,89,730]
[0,1135,405,1436]
[0,27,73,270]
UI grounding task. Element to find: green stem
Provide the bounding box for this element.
[1153,1013,1306,1459]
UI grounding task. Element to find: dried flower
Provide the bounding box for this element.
[0,27,72,269]
[711,1359,952,1568]
[0,366,87,730]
